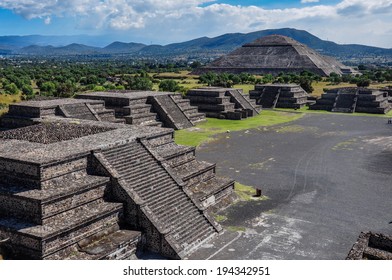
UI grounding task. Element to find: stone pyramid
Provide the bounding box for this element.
[195,35,354,76]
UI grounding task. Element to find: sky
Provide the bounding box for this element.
[0,0,391,48]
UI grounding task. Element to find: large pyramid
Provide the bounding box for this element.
[195,35,354,76]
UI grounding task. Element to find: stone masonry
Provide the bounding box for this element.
[185,87,261,120]
[0,118,234,260]
[1,91,205,130]
[310,87,391,114]
[249,84,309,109]
[347,232,392,260]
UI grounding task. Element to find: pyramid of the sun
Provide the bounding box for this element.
[195,35,354,76]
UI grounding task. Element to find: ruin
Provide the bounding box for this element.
[249,84,309,109]
[1,91,205,130]
[347,232,392,260]
[194,35,355,76]
[185,87,261,120]
[0,115,234,259]
[310,87,391,114]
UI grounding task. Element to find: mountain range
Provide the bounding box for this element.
[1,28,391,62]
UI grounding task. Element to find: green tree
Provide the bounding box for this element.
[21,84,34,96]
[129,77,153,90]
[159,79,181,92]
[4,83,19,95]
[40,81,56,96]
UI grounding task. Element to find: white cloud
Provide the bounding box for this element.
[0,0,391,47]
[301,0,320,3]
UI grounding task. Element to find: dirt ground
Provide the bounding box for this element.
[189,113,392,260]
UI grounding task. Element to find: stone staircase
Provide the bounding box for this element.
[0,157,140,260]
[170,94,206,124]
[58,103,99,121]
[95,140,220,259]
[88,102,125,124]
[122,98,163,127]
[258,88,281,109]
[226,89,261,117]
[144,132,235,211]
[332,92,358,113]
[149,95,193,130]
[186,88,245,120]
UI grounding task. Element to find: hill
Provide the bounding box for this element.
[1,28,391,63]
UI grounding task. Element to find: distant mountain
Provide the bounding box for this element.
[2,28,391,62]
[103,42,146,54]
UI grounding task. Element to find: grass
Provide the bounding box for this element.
[235,182,269,202]
[175,110,304,147]
[214,215,227,222]
[226,226,246,232]
[233,84,253,94]
[0,93,22,115]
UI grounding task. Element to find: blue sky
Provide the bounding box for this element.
[0,0,391,48]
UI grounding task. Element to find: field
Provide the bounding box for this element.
[0,94,21,115]
[312,81,392,97]
[175,110,304,147]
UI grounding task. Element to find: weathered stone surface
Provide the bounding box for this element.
[310,87,391,114]
[186,87,260,120]
[0,117,233,259]
[347,232,392,260]
[195,35,356,76]
[250,84,309,109]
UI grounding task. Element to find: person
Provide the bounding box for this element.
[388,118,392,124]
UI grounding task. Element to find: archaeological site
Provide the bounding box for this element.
[0,91,241,260]
[194,35,356,76]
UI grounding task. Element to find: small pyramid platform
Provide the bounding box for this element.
[185,87,261,120]
[194,35,354,77]
[310,87,390,114]
[249,84,309,109]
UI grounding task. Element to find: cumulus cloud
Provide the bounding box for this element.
[0,0,391,47]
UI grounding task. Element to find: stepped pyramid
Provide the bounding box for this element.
[0,118,234,259]
[195,35,354,76]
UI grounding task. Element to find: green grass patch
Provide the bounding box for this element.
[226,226,246,232]
[175,110,304,147]
[233,84,253,94]
[235,182,269,202]
[332,139,357,151]
[0,93,22,115]
[214,215,227,222]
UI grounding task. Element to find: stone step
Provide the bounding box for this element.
[175,218,212,245]
[133,178,173,197]
[0,199,123,259]
[146,184,185,207]
[187,112,206,123]
[148,190,187,212]
[181,224,215,252]
[124,113,158,125]
[158,200,196,226]
[155,142,195,159]
[106,152,154,170]
[101,144,140,157]
[128,104,153,115]
[130,173,172,193]
[0,175,110,225]
[189,176,235,203]
[103,149,148,164]
[102,146,147,161]
[182,107,199,115]
[117,161,164,178]
[170,94,184,101]
[141,120,163,127]
[46,228,141,260]
[173,160,216,186]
